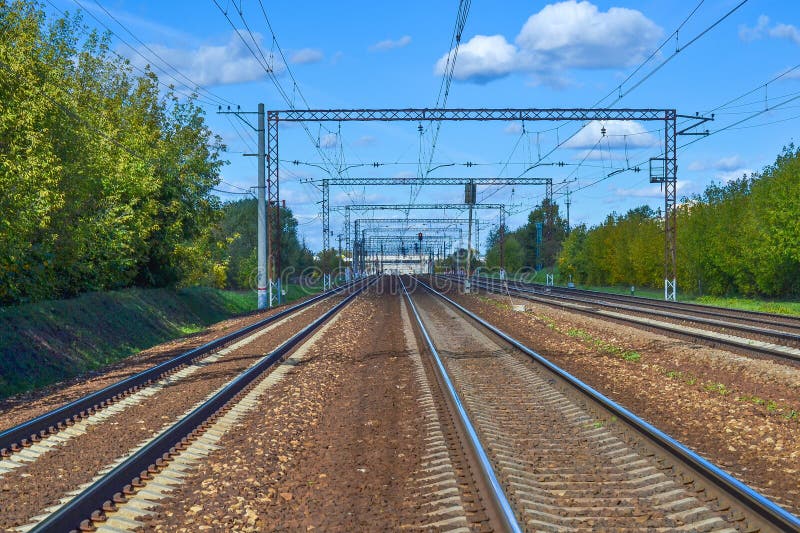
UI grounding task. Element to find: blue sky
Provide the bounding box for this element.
[44,0,800,252]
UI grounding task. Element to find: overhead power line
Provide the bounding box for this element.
[44,0,218,107]
[487,0,749,204]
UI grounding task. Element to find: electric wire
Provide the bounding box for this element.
[83,0,235,107]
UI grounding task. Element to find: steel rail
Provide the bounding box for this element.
[489,275,800,328]
[0,279,365,454]
[455,276,800,362]
[416,277,800,532]
[477,276,800,343]
[31,277,376,532]
[399,277,521,533]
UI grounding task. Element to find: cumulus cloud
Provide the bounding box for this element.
[740,15,800,45]
[564,120,658,149]
[290,48,324,64]
[130,30,281,87]
[434,1,662,84]
[687,155,746,172]
[435,35,517,83]
[715,169,753,183]
[320,133,338,149]
[504,122,524,134]
[370,35,412,51]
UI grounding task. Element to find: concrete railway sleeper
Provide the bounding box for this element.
[404,276,800,532]
[20,277,376,532]
[450,275,800,363]
[0,279,366,461]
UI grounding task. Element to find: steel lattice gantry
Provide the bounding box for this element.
[332,203,505,257]
[268,108,678,299]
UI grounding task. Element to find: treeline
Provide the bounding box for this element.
[484,199,569,272]
[217,200,314,289]
[0,1,228,303]
[559,145,800,297]
[0,2,322,305]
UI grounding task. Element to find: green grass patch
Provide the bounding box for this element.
[664,369,697,385]
[0,285,314,399]
[564,326,641,362]
[703,382,731,395]
[736,394,799,421]
[690,296,800,317]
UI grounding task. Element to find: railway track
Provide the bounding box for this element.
[502,277,800,334]
[402,276,800,532]
[0,278,373,532]
[445,275,800,363]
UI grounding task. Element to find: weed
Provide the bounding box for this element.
[622,351,642,362]
[704,382,730,395]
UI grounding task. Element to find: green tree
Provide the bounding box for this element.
[519,199,569,269]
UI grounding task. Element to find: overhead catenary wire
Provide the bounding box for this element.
[484,0,748,204]
[78,0,234,107]
[44,0,219,108]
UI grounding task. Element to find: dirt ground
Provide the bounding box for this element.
[141,288,440,531]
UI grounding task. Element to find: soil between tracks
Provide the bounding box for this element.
[142,288,439,531]
[438,283,800,516]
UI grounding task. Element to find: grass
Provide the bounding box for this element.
[690,296,800,317]
[0,284,313,399]
[565,327,642,362]
[477,270,800,317]
[477,294,642,363]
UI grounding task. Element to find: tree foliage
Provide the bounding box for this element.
[483,199,568,272]
[557,145,800,297]
[0,2,226,303]
[217,200,314,288]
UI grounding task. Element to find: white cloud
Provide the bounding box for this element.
[130,30,280,87]
[769,23,800,45]
[714,169,753,183]
[740,15,800,45]
[612,181,689,198]
[687,155,745,172]
[434,1,662,84]
[355,135,377,146]
[320,133,338,149]
[370,35,412,51]
[515,1,662,69]
[571,149,629,161]
[290,48,324,64]
[436,35,517,82]
[564,120,658,149]
[504,122,523,134]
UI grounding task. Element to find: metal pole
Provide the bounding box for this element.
[499,207,505,270]
[466,204,473,292]
[257,103,268,309]
[337,234,342,285]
